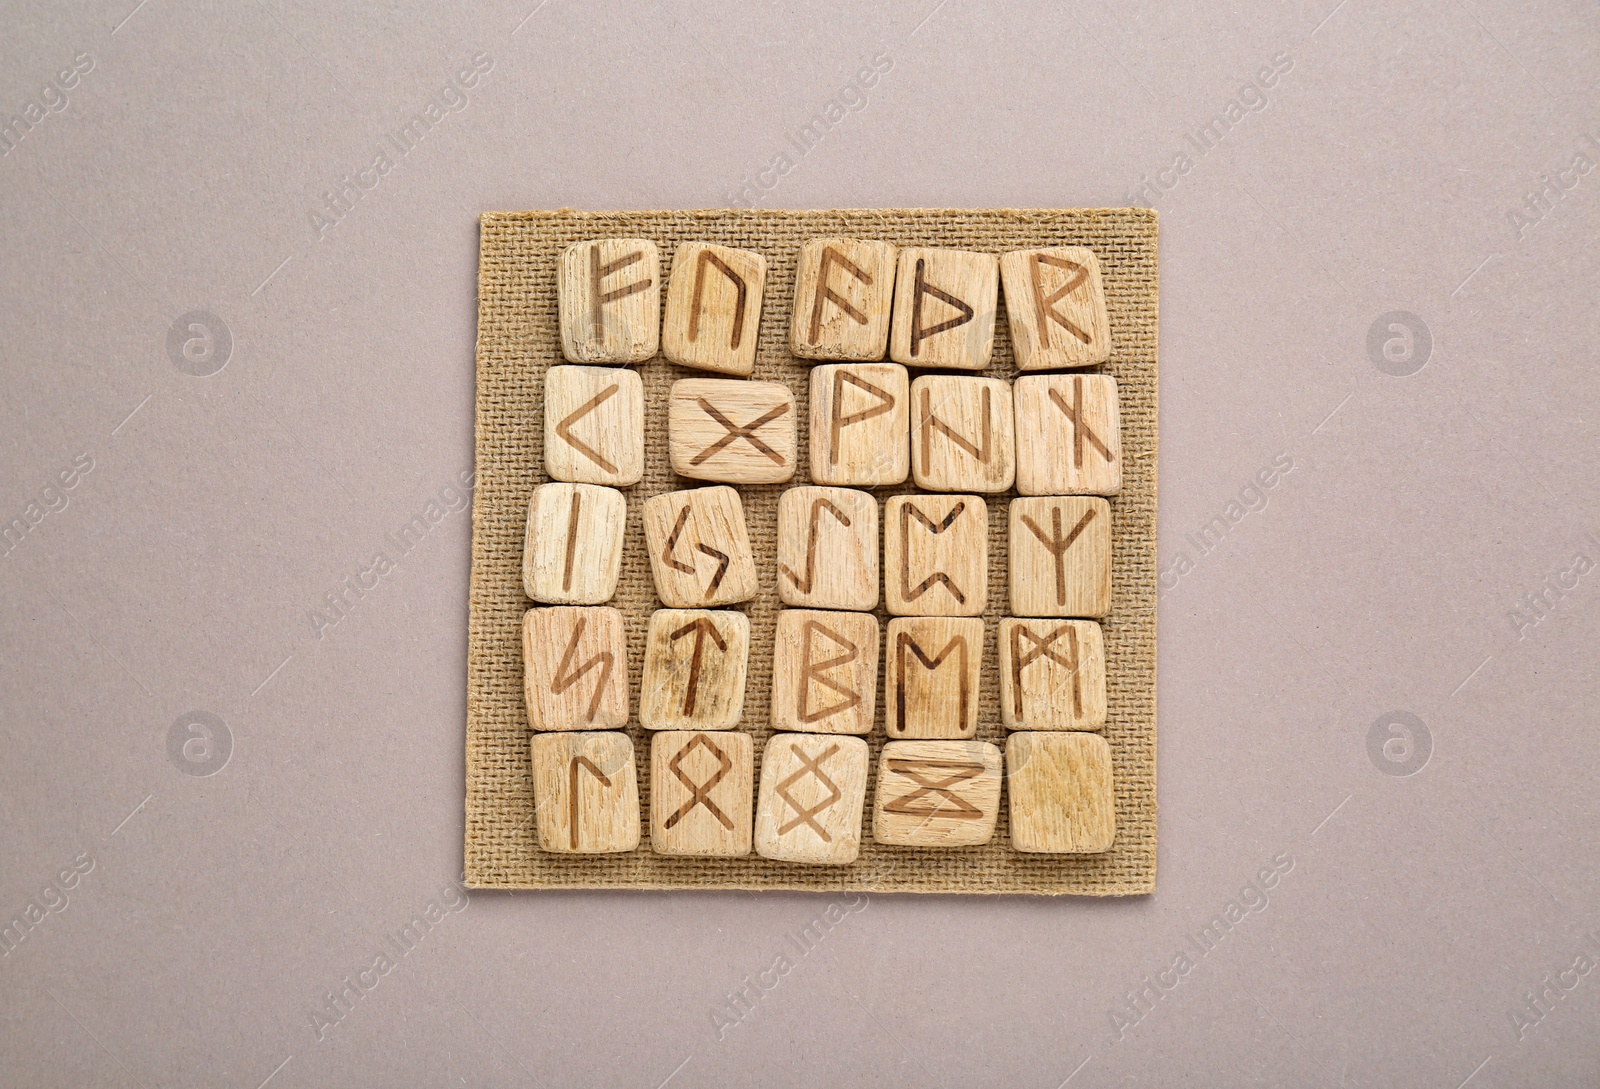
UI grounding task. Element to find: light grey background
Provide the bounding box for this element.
[2,1,1597,1086]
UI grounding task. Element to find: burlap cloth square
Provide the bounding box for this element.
[467,209,1157,895]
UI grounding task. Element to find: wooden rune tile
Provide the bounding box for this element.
[543,365,645,487]
[1014,373,1122,497]
[521,483,626,605]
[650,730,754,857]
[871,739,1002,848]
[776,486,879,611]
[882,493,988,617]
[999,245,1110,371]
[789,237,896,361]
[531,730,640,854]
[662,242,767,376]
[754,732,869,865]
[557,238,661,364]
[910,374,1016,493]
[1008,496,1111,618]
[769,608,880,736]
[667,378,797,485]
[883,617,984,739]
[887,247,998,371]
[1006,731,1115,854]
[639,609,750,731]
[521,606,630,731]
[807,362,910,487]
[997,618,1107,731]
[641,486,759,607]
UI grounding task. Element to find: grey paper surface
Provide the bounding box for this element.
[2,2,1597,1087]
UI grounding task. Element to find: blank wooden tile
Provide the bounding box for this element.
[884,617,983,739]
[1014,374,1122,496]
[522,483,626,605]
[667,378,796,485]
[777,486,879,611]
[998,618,1106,731]
[662,242,767,376]
[1006,732,1115,853]
[883,494,987,617]
[650,730,754,857]
[641,486,759,607]
[639,609,750,731]
[872,739,1002,847]
[789,238,896,361]
[531,730,640,853]
[558,238,661,364]
[521,606,630,730]
[1008,496,1111,618]
[808,363,910,486]
[910,374,1016,493]
[754,733,869,865]
[888,247,998,371]
[543,365,644,486]
[769,609,880,736]
[999,246,1110,371]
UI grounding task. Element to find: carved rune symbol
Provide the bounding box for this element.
[908,257,974,357]
[555,383,620,472]
[665,734,734,830]
[663,503,730,600]
[669,617,728,717]
[899,501,968,604]
[589,246,651,341]
[781,497,852,593]
[798,619,861,723]
[1048,379,1113,470]
[894,631,970,735]
[828,369,895,464]
[918,384,992,473]
[688,248,749,349]
[1019,505,1097,606]
[567,755,613,850]
[689,398,791,466]
[807,246,872,344]
[775,742,842,839]
[883,759,985,820]
[562,490,582,592]
[1029,252,1093,346]
[551,616,615,723]
[1010,623,1083,718]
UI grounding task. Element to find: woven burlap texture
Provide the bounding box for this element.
[468,208,1157,895]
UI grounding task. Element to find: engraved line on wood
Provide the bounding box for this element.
[807,245,871,345]
[918,384,992,474]
[828,370,895,465]
[568,754,612,850]
[775,742,842,839]
[1029,252,1092,347]
[669,616,728,717]
[551,615,614,722]
[780,497,853,592]
[687,249,748,349]
[909,256,974,357]
[663,503,697,573]
[562,490,582,592]
[899,501,968,604]
[689,398,791,466]
[589,245,651,341]
[1048,379,1113,470]
[555,383,620,472]
[894,631,970,735]
[1019,505,1096,605]
[883,758,985,819]
[664,733,734,830]
[798,619,861,723]
[1010,622,1083,719]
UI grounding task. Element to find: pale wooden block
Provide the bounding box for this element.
[910,375,1016,493]
[776,486,879,611]
[808,363,910,486]
[871,739,1002,847]
[543,365,644,486]
[789,238,897,361]
[1008,496,1111,618]
[887,247,998,371]
[754,733,869,865]
[999,246,1110,371]
[1014,374,1122,497]
[998,618,1107,731]
[883,494,987,617]
[521,606,630,730]
[1006,732,1115,853]
[649,730,754,857]
[531,730,640,853]
[521,483,626,604]
[640,486,759,607]
[769,608,880,736]
[558,238,661,364]
[884,617,983,739]
[667,378,796,485]
[639,609,750,731]
[662,242,767,376]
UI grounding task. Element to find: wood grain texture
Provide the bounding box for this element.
[522,606,630,731]
[662,242,767,376]
[640,486,759,607]
[888,247,998,371]
[871,739,1002,847]
[999,245,1110,371]
[531,730,640,853]
[754,732,869,865]
[558,238,661,364]
[883,493,988,617]
[1006,732,1115,854]
[807,362,910,486]
[649,730,754,857]
[639,609,750,731]
[998,618,1106,731]
[789,237,896,361]
[667,378,796,484]
[522,483,626,605]
[543,365,644,487]
[769,608,880,736]
[910,374,1016,493]
[883,616,984,739]
[1008,496,1111,618]
[1014,374,1122,497]
[776,486,879,611]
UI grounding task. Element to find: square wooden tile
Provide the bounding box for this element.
[776,486,879,611]
[640,486,759,607]
[884,616,983,739]
[639,609,750,731]
[662,242,767,376]
[557,238,661,364]
[543,365,644,487]
[888,247,999,370]
[789,238,897,360]
[754,733,869,865]
[808,363,910,486]
[1008,496,1111,618]
[1006,732,1115,854]
[531,731,640,854]
[1014,374,1122,496]
[871,739,1002,847]
[667,378,796,485]
[998,618,1106,731]
[883,493,988,616]
[999,245,1110,370]
[910,374,1016,493]
[521,483,626,605]
[650,730,754,857]
[769,608,880,736]
[521,606,629,731]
